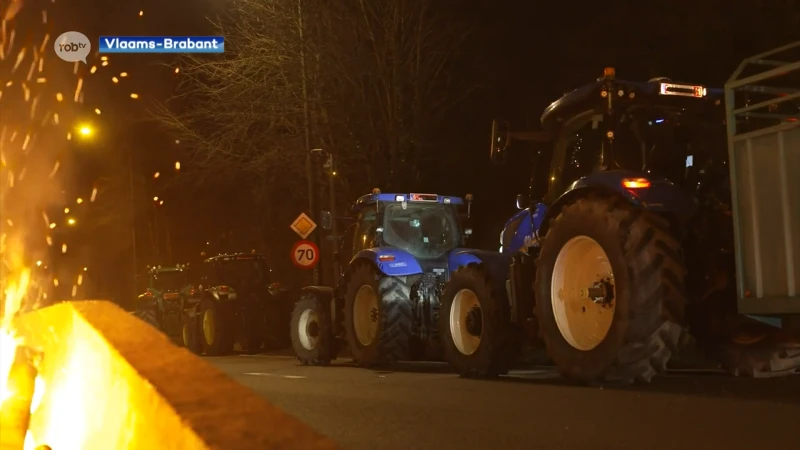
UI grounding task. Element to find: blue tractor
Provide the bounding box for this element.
[290,190,508,367]
[438,42,800,384]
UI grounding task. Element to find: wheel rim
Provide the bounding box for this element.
[551,235,616,351]
[298,308,320,351]
[450,289,482,356]
[353,285,379,346]
[203,308,215,345]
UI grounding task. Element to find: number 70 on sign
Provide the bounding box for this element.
[291,240,319,269]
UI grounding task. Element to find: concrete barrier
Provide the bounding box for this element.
[9,301,340,450]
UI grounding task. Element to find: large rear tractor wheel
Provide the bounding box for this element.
[134,307,161,330]
[199,298,234,356]
[440,263,522,377]
[181,309,202,354]
[344,263,413,367]
[535,196,686,385]
[291,293,337,365]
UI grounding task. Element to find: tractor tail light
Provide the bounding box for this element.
[622,178,650,189]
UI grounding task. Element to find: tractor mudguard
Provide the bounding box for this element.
[503,203,547,254]
[300,286,335,301]
[136,294,158,310]
[450,250,512,300]
[448,249,483,269]
[540,170,696,236]
[351,249,423,277]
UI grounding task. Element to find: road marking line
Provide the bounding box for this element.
[238,354,296,359]
[243,372,307,379]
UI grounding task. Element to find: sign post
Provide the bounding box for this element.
[291,240,319,270]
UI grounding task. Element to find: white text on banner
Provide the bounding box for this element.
[98,36,225,54]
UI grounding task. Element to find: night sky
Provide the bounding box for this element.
[3,0,798,304]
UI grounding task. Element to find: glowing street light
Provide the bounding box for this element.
[67,218,76,226]
[153,172,160,179]
[64,207,70,214]
[36,261,42,267]
[153,196,158,202]
[174,161,181,171]
[159,200,164,205]
[78,125,93,137]
[76,197,83,204]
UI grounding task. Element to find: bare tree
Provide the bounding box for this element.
[152,0,475,254]
[313,0,474,190]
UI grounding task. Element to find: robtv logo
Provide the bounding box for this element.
[54,31,91,63]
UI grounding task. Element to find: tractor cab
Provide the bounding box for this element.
[346,190,472,260]
[538,74,731,202]
[140,264,195,303]
[496,73,741,254]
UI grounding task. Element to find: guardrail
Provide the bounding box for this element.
[1,301,339,450]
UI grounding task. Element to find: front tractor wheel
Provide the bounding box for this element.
[291,293,337,365]
[344,263,413,367]
[440,263,521,377]
[535,196,686,385]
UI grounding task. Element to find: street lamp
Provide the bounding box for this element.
[77,124,93,137]
[67,218,76,226]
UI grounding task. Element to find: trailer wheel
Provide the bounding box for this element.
[291,293,336,365]
[199,297,234,356]
[688,290,800,377]
[440,263,521,377]
[345,263,413,366]
[535,196,686,385]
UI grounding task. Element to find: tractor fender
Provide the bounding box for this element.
[299,285,335,302]
[448,249,512,299]
[502,203,548,254]
[448,249,484,270]
[350,249,423,277]
[136,293,157,309]
[539,170,696,237]
[201,287,238,303]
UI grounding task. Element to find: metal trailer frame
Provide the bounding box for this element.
[725,41,800,315]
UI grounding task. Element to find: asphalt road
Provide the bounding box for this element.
[209,353,800,450]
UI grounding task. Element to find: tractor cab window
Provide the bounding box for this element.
[353,208,377,254]
[382,203,460,259]
[623,107,728,189]
[152,270,188,293]
[217,257,269,287]
[556,114,604,191]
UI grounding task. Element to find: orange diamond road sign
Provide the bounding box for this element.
[290,212,317,239]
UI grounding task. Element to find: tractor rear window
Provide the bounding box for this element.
[382,203,460,259]
[217,259,269,287]
[152,271,189,292]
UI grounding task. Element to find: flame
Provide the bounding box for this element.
[0,268,30,405]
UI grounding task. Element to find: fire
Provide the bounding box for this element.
[0,268,30,405]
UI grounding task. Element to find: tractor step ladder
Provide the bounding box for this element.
[725,41,800,314]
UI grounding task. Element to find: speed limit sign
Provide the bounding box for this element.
[291,240,319,269]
